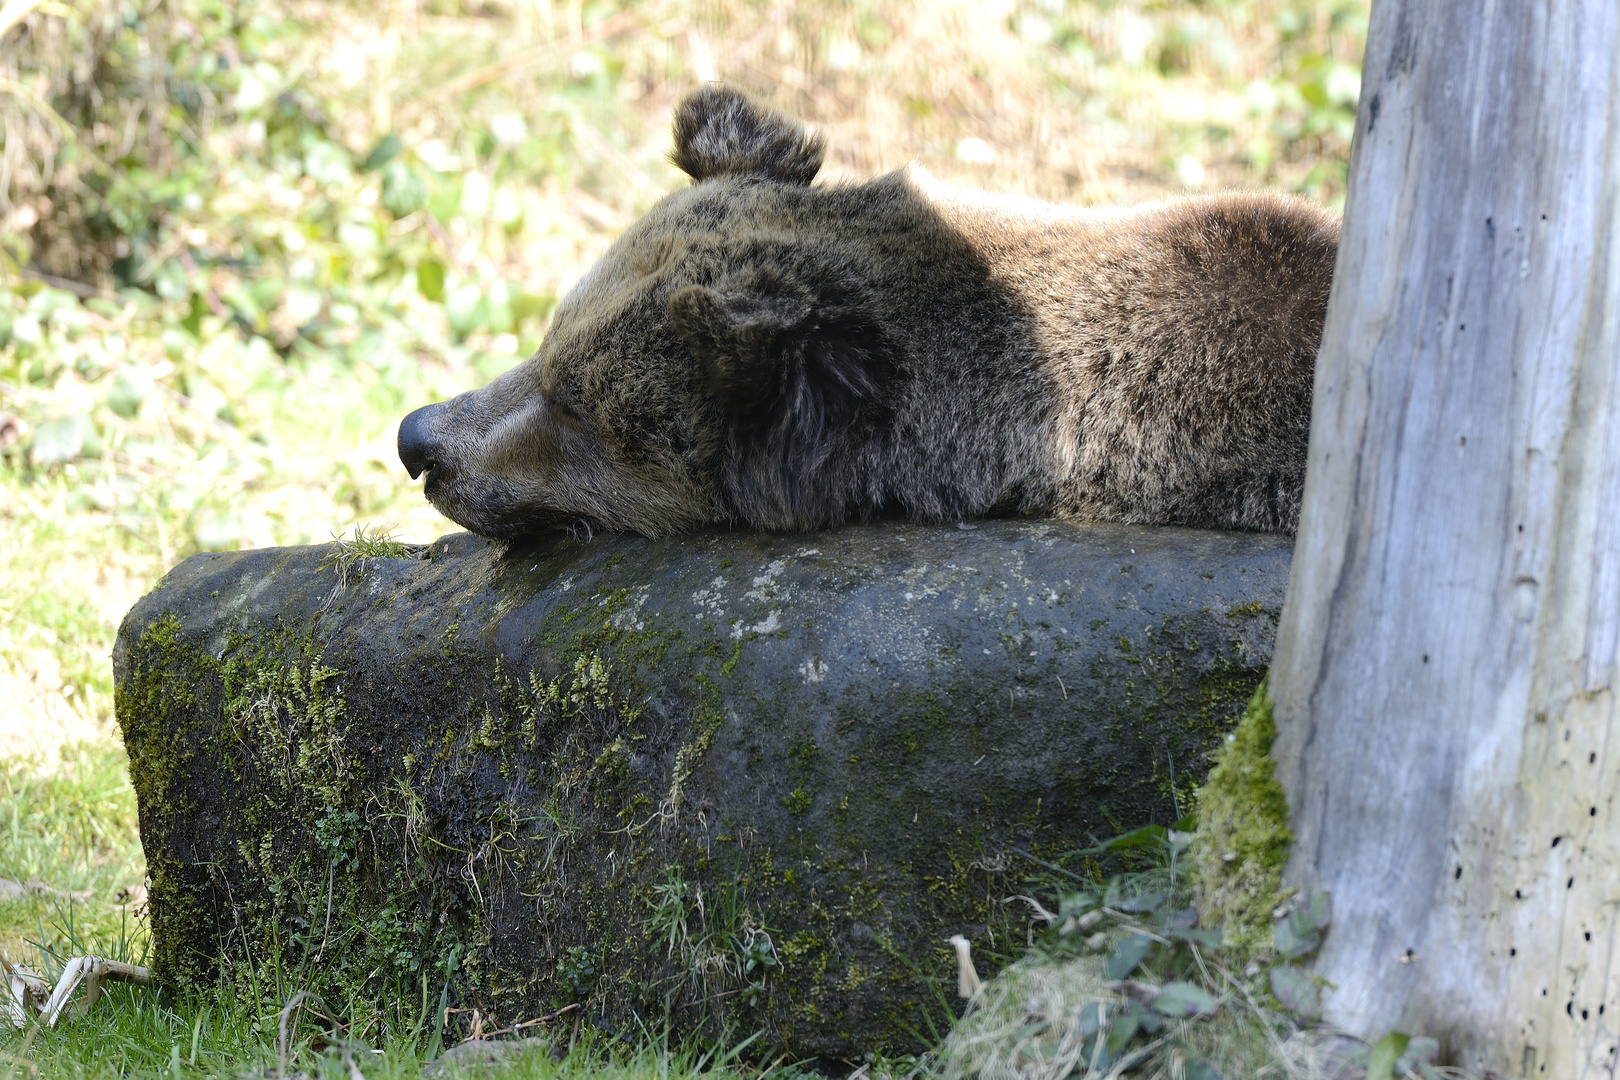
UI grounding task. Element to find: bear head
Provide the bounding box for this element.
[397,85,899,539]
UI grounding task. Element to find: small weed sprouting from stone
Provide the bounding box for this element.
[324,524,425,579]
[328,525,421,565]
[642,867,780,1026]
[319,525,426,610]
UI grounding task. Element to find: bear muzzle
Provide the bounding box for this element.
[398,402,445,481]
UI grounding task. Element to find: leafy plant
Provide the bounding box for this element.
[558,944,599,1001]
[988,827,1236,1075]
[945,814,1454,1080]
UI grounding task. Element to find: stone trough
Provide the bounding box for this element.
[114,520,1290,1060]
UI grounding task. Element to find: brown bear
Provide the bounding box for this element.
[398,85,1339,540]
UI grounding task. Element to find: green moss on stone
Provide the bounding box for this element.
[1192,679,1293,960]
[781,786,812,817]
[118,604,463,999]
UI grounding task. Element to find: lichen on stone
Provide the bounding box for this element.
[1191,679,1293,960]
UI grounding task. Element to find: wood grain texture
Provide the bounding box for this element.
[1269,0,1620,1072]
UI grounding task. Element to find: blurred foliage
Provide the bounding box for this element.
[1,0,1368,294]
[1006,0,1366,196]
[0,0,1368,562]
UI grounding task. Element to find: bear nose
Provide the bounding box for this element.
[398,403,444,480]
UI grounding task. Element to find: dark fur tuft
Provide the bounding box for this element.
[670,276,892,526]
[670,85,826,185]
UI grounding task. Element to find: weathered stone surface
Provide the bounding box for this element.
[114,521,1289,1060]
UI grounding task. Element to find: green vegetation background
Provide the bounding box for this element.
[0,0,1363,1074]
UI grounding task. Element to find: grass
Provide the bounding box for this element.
[0,0,1367,1074]
[0,742,145,964]
[8,984,802,1080]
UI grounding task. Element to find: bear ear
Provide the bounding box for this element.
[670,85,826,185]
[670,280,889,447]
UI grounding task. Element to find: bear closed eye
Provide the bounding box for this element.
[398,84,1338,540]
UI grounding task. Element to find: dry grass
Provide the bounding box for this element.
[939,950,1336,1080]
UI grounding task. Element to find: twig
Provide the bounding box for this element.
[0,878,92,904]
[278,991,333,1080]
[1004,894,1059,925]
[15,267,105,300]
[1097,912,1171,945]
[477,1002,578,1038]
[1006,845,1085,882]
[1230,971,1309,1080]
[0,959,49,1031]
[314,860,335,962]
[0,75,74,138]
[40,957,150,1028]
[950,935,984,1005]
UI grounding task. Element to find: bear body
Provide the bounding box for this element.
[398,86,1339,539]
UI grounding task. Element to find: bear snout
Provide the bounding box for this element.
[398,402,446,480]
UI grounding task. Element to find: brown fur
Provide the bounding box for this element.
[397,84,1339,539]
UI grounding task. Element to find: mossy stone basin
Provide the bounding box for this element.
[113,521,1289,1060]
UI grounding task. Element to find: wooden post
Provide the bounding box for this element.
[1268,0,1620,1072]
